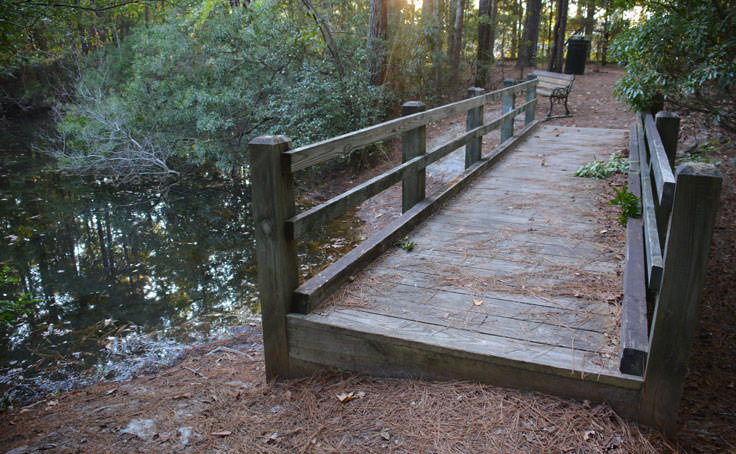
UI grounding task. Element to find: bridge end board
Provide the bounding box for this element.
[286,310,643,420]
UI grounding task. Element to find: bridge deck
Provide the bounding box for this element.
[287,125,643,410]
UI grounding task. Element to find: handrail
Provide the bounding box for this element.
[248,79,538,381]
[284,79,537,172]
[286,98,536,239]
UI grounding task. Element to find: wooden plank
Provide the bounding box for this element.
[640,162,722,434]
[287,321,642,420]
[287,100,534,239]
[636,116,664,292]
[619,217,648,376]
[290,309,631,381]
[354,269,616,332]
[352,294,612,353]
[285,80,536,172]
[291,120,541,313]
[248,136,298,379]
[619,126,647,375]
[643,113,676,208]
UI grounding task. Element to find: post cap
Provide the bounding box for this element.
[655,111,680,120]
[401,101,426,114]
[248,135,292,147]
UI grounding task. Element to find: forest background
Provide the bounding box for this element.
[1,0,732,184]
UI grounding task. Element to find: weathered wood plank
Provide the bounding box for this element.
[640,162,722,435]
[285,80,536,172]
[619,217,648,376]
[353,295,612,353]
[636,116,664,292]
[287,310,642,394]
[287,313,642,418]
[353,273,616,328]
[249,136,298,380]
[643,112,676,208]
[291,120,541,313]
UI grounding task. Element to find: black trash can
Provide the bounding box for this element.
[564,38,590,75]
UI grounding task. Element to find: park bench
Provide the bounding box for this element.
[530,70,574,117]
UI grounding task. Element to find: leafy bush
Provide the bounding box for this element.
[575,153,629,178]
[612,1,736,129]
[49,1,394,182]
[609,184,641,227]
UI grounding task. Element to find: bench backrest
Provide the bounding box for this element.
[531,70,574,97]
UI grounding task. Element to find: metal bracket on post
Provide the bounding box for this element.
[501,79,516,142]
[401,101,427,213]
[249,135,298,381]
[466,87,484,168]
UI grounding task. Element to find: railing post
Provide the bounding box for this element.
[401,101,427,212]
[525,74,537,125]
[640,162,722,435]
[465,87,485,168]
[655,111,680,170]
[249,135,298,380]
[501,79,516,142]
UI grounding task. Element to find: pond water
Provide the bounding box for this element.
[0,114,360,404]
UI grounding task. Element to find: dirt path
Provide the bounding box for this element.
[2,65,734,453]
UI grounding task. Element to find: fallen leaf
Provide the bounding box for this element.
[336,391,355,403]
[380,428,391,440]
[211,431,231,437]
[473,299,483,306]
[584,430,596,441]
[106,388,117,395]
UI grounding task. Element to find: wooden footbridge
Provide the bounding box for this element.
[249,78,722,434]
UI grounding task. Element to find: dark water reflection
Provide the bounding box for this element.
[0,115,360,403]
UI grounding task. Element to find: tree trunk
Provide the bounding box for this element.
[423,0,442,88]
[516,0,543,69]
[547,0,568,72]
[601,0,612,65]
[448,0,466,90]
[368,0,388,85]
[584,0,596,36]
[302,0,346,78]
[476,0,492,86]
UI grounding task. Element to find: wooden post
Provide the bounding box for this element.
[653,112,680,249]
[401,101,427,212]
[655,111,680,170]
[525,74,537,125]
[465,87,484,168]
[501,79,516,142]
[640,162,722,435]
[249,135,298,380]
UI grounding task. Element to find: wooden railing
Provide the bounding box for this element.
[249,77,539,380]
[623,110,722,434]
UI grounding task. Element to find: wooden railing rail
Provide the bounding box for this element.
[624,110,723,434]
[286,98,536,240]
[250,79,538,380]
[283,78,538,172]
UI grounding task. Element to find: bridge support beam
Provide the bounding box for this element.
[401,101,427,212]
[501,79,516,142]
[249,135,298,381]
[465,87,484,168]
